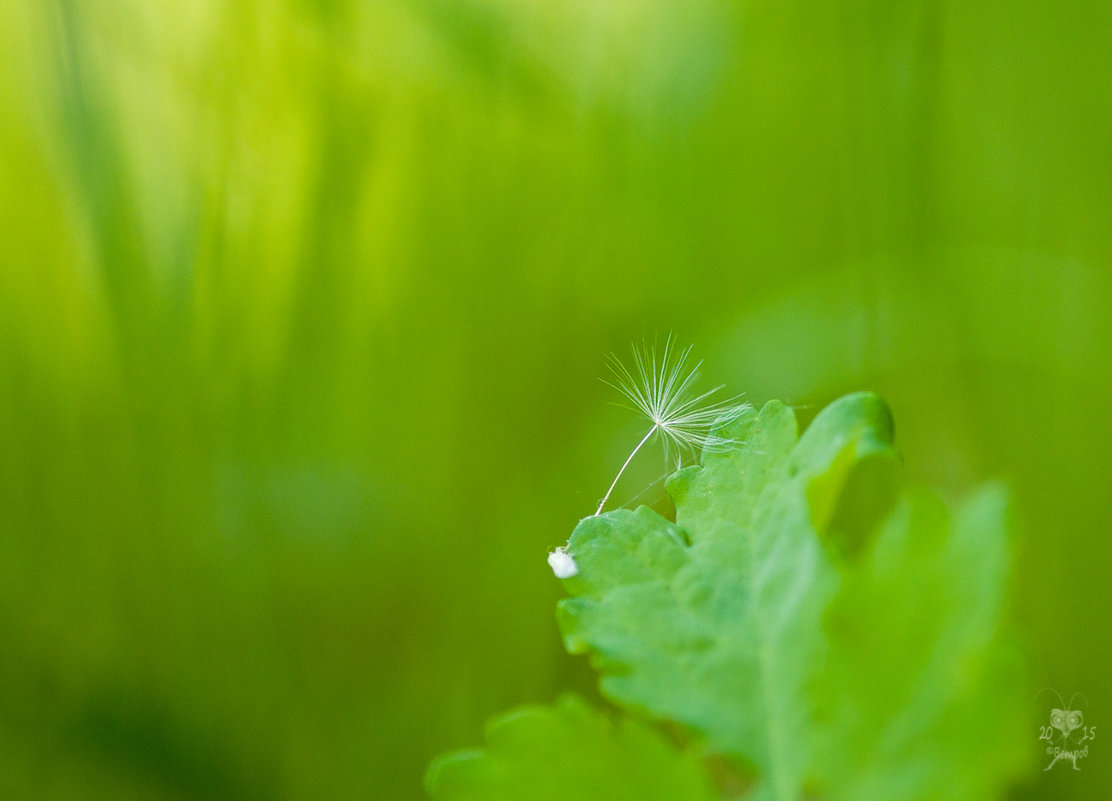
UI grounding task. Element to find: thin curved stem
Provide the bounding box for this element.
[595,426,656,515]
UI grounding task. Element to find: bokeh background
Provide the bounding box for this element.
[1,1,1109,799]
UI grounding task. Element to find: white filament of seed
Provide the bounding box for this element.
[594,336,749,515]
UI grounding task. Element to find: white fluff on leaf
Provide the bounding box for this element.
[547,547,578,579]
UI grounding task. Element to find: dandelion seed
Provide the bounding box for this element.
[594,336,749,515]
[547,546,578,578]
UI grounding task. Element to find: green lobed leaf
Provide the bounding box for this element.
[424,694,718,801]
[811,485,1029,801]
[554,392,1027,800]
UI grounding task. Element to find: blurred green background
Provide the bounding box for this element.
[1,0,1109,798]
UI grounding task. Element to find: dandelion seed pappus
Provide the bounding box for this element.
[593,336,749,516]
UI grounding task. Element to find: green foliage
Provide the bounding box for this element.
[5,2,1106,798]
[425,695,717,801]
[812,486,1027,801]
[428,394,1028,801]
